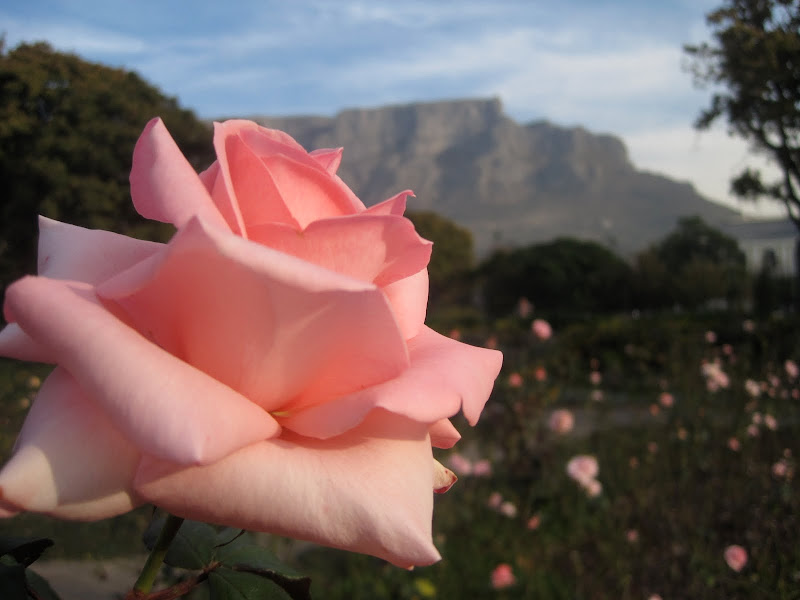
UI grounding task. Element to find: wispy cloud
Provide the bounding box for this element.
[1,14,147,54]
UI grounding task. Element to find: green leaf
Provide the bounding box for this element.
[208,568,292,600]
[0,536,54,567]
[165,521,219,570]
[215,544,312,600]
[0,563,29,600]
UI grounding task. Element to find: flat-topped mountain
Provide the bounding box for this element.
[244,98,740,256]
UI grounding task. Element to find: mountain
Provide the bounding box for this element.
[244,97,741,256]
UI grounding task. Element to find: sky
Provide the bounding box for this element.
[2,0,787,219]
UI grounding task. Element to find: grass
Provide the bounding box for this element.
[0,312,799,598]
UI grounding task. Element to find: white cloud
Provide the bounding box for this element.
[624,124,786,218]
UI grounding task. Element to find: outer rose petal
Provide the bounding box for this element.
[37,216,162,283]
[248,214,432,288]
[281,326,503,438]
[429,419,461,449]
[99,218,410,415]
[365,191,413,216]
[4,276,281,466]
[0,368,141,519]
[0,324,56,363]
[382,269,429,340]
[130,118,228,231]
[309,147,343,174]
[135,410,441,567]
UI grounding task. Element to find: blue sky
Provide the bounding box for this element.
[2,0,785,218]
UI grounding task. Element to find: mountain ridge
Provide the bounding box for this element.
[236,97,741,256]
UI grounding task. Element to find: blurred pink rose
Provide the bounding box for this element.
[567,455,599,486]
[724,545,748,572]
[499,501,518,518]
[531,318,552,340]
[547,409,575,434]
[447,452,473,476]
[626,529,639,543]
[0,118,503,567]
[487,491,503,509]
[658,392,674,408]
[490,563,517,589]
[764,414,778,431]
[785,359,799,379]
[534,366,548,382]
[705,330,717,344]
[584,479,603,497]
[771,459,789,478]
[727,437,741,452]
[471,459,492,477]
[589,370,602,386]
[526,514,541,530]
[744,379,761,398]
[517,297,533,318]
[508,372,524,388]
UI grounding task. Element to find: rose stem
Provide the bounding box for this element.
[131,513,185,595]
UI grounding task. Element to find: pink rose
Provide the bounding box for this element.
[566,455,599,485]
[0,118,502,567]
[547,408,575,434]
[531,318,552,340]
[723,544,748,572]
[490,563,516,589]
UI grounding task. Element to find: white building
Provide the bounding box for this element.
[724,218,798,277]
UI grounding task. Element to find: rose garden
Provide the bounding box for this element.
[0,117,797,599]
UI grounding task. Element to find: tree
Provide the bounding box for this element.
[0,41,214,290]
[405,210,475,307]
[645,216,747,309]
[684,0,800,226]
[479,238,634,317]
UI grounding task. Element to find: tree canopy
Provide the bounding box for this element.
[480,238,634,317]
[0,41,214,288]
[638,216,747,309]
[684,0,800,227]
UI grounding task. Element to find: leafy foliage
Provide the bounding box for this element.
[0,535,59,599]
[406,210,475,307]
[685,0,800,226]
[644,216,748,308]
[480,238,634,317]
[143,516,312,600]
[0,41,214,290]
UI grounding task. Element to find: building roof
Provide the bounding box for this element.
[723,218,797,241]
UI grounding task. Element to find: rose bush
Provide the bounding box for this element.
[0,118,502,567]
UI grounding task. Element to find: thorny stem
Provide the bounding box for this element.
[124,513,185,599]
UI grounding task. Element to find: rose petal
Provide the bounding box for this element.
[212,126,297,234]
[0,367,141,519]
[130,118,228,230]
[248,214,431,288]
[135,409,441,567]
[37,216,162,283]
[4,276,281,466]
[99,217,410,415]
[433,459,457,494]
[281,326,503,438]
[429,419,461,449]
[365,191,413,216]
[382,269,429,340]
[310,147,343,174]
[0,323,56,363]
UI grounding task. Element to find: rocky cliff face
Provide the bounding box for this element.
[247,98,740,256]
